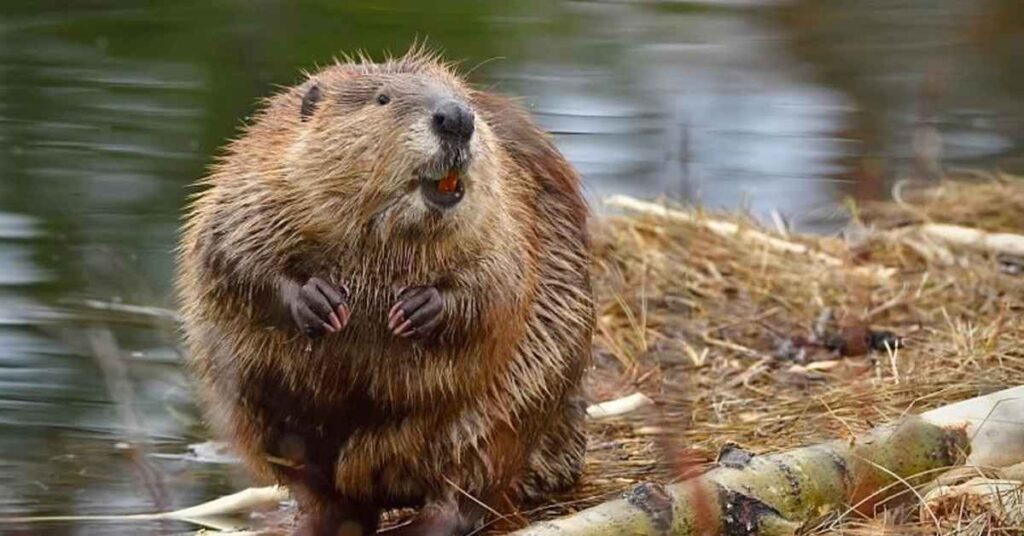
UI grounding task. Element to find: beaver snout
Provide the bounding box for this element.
[431,100,475,144]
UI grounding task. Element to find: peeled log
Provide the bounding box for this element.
[604,195,845,268]
[513,417,967,536]
[919,223,1024,257]
[604,195,895,281]
[920,385,1024,467]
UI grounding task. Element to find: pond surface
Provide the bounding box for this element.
[0,0,1021,534]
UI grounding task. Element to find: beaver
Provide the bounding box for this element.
[177,49,594,536]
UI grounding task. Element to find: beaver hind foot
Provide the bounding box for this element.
[517,394,588,503]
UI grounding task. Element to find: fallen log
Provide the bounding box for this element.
[508,386,1024,536]
[511,418,965,535]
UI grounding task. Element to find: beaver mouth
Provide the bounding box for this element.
[418,168,465,210]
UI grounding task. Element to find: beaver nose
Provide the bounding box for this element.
[431,100,475,143]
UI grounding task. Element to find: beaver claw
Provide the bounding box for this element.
[388,286,443,339]
[288,277,350,339]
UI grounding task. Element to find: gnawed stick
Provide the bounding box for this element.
[587,392,654,420]
[65,298,183,323]
[918,223,1024,257]
[0,486,289,531]
[605,195,894,280]
[605,195,840,265]
[920,385,1024,467]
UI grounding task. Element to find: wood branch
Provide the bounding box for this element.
[509,386,1024,536]
[151,485,288,526]
[604,195,894,280]
[62,298,184,323]
[918,223,1024,257]
[586,393,654,420]
[605,195,841,264]
[0,486,288,531]
[921,385,1024,467]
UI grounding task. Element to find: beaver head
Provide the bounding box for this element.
[282,52,505,245]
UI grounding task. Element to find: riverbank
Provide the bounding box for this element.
[542,172,1023,534]
[12,173,1022,535]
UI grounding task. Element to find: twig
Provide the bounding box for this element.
[586,393,654,420]
[606,195,843,265]
[605,195,895,281]
[66,298,183,323]
[919,223,1024,256]
[0,486,289,530]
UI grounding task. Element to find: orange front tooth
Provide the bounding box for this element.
[437,170,460,194]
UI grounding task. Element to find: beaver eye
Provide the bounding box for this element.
[376,93,391,106]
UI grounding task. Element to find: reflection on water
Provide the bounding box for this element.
[0,0,1021,533]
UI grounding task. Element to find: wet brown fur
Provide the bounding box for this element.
[176,48,593,533]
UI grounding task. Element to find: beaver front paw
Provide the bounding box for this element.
[287,277,350,339]
[388,286,443,339]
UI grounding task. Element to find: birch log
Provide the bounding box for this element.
[510,386,1024,536]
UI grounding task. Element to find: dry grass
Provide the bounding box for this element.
[857,172,1024,233]
[517,172,1024,534]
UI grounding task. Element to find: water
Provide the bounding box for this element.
[0,0,1021,533]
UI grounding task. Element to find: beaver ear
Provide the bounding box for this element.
[300,83,321,122]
